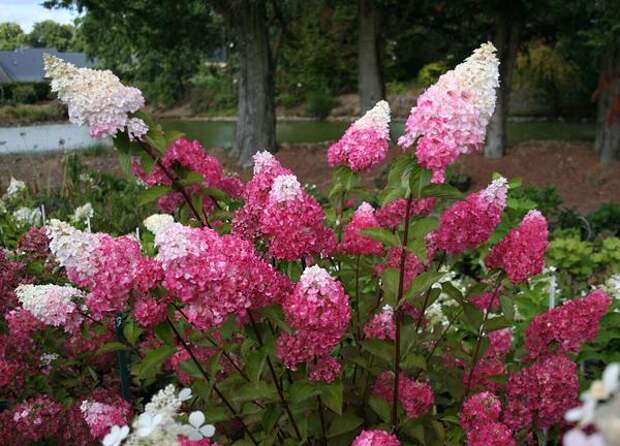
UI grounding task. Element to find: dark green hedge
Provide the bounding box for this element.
[0,82,51,105]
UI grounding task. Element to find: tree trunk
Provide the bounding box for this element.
[484,10,521,159]
[595,41,620,165]
[358,0,384,114]
[229,0,276,166]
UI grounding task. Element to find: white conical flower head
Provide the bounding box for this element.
[253,151,279,175]
[144,214,175,234]
[480,176,508,208]
[353,100,391,138]
[269,174,302,203]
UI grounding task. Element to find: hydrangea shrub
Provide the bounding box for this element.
[0,43,615,446]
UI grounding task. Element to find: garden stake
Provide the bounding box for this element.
[114,313,132,401]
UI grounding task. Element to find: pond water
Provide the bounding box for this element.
[162,119,596,148]
[0,119,595,155]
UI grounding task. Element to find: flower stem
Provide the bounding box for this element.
[166,317,259,446]
[246,310,303,441]
[392,194,414,430]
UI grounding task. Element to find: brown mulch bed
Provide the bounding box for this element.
[1,140,618,213]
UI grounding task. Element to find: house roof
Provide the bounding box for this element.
[0,48,94,83]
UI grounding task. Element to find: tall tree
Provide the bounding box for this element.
[358,0,384,113]
[484,2,524,159]
[211,0,276,165]
[26,20,75,51]
[0,22,25,50]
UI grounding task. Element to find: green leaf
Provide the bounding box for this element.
[154,322,174,346]
[369,395,391,422]
[327,412,363,438]
[410,167,433,198]
[405,271,444,300]
[178,171,204,186]
[289,380,321,404]
[421,183,464,200]
[245,350,267,382]
[463,303,484,329]
[401,352,427,370]
[179,359,204,379]
[500,295,515,321]
[96,342,129,355]
[262,406,283,432]
[381,268,400,307]
[410,217,439,240]
[485,316,512,331]
[203,187,229,201]
[362,227,401,247]
[122,319,142,346]
[139,185,171,205]
[204,405,230,423]
[361,339,394,363]
[136,345,176,379]
[232,381,277,403]
[321,380,344,415]
[401,419,425,444]
[442,282,465,305]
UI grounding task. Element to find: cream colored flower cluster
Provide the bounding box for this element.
[43,54,148,140]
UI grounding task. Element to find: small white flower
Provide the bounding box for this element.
[102,425,129,446]
[183,411,216,440]
[563,428,606,446]
[178,388,193,402]
[5,177,26,197]
[143,214,175,234]
[135,413,163,437]
[72,202,94,222]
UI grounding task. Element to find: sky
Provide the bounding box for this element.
[0,0,80,32]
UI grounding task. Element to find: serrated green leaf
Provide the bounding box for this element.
[289,380,321,404]
[381,268,400,307]
[361,339,394,363]
[136,345,176,379]
[139,185,172,205]
[154,322,174,346]
[327,412,363,438]
[500,295,514,321]
[369,395,391,422]
[232,381,277,402]
[410,167,433,198]
[463,303,484,329]
[123,319,142,346]
[246,350,267,382]
[321,380,343,415]
[410,216,439,239]
[96,342,129,355]
[405,271,444,300]
[262,405,283,432]
[179,359,204,379]
[362,227,401,247]
[421,183,464,200]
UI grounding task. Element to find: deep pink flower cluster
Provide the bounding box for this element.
[352,429,401,446]
[524,289,611,361]
[340,202,384,255]
[485,210,549,283]
[487,329,513,358]
[469,286,503,311]
[376,197,435,230]
[154,222,291,328]
[0,250,22,313]
[328,100,391,172]
[132,137,243,214]
[308,356,342,383]
[373,371,434,419]
[504,354,579,431]
[432,177,507,254]
[259,174,336,260]
[461,391,503,431]
[85,234,159,317]
[12,395,64,441]
[133,296,168,328]
[466,422,516,446]
[5,307,43,343]
[232,151,292,241]
[17,226,51,261]
[398,43,499,183]
[278,266,351,369]
[364,305,395,340]
[374,247,425,292]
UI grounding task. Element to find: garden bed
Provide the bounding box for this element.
[1,140,618,212]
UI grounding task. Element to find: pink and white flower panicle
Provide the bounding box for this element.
[398,43,499,183]
[328,100,391,172]
[43,54,147,140]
